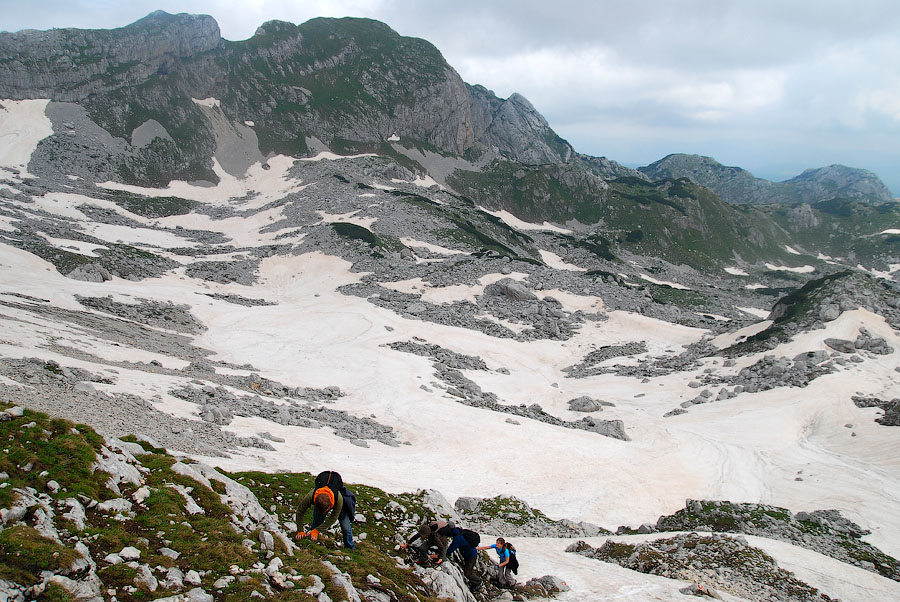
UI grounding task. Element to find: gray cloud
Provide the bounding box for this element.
[3,0,899,193]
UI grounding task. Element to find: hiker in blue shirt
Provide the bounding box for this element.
[477,537,516,587]
[439,527,482,590]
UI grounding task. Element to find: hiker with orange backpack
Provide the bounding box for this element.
[295,470,356,550]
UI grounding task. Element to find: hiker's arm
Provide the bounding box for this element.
[403,532,422,546]
[295,489,314,529]
[445,536,461,558]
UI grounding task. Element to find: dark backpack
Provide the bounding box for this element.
[315,471,343,493]
[436,524,455,537]
[507,544,519,574]
[339,486,356,522]
[460,528,480,547]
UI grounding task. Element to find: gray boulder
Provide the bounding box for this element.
[67,263,112,283]
[824,338,856,353]
[568,396,603,413]
[484,279,537,302]
[454,497,482,512]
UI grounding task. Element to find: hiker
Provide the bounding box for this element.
[440,526,482,590]
[399,519,454,564]
[295,470,356,550]
[478,537,516,587]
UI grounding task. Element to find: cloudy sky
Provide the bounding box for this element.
[5,1,900,194]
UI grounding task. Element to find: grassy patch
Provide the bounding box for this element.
[0,525,79,585]
[646,284,708,307]
[0,404,107,508]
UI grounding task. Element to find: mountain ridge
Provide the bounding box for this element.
[2,12,895,277]
[640,153,893,205]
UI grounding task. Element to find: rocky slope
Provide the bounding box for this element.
[0,403,569,602]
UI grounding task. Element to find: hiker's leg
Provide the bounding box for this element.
[464,556,481,588]
[413,542,430,563]
[339,513,355,549]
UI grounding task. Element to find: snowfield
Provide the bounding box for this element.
[1,99,899,601]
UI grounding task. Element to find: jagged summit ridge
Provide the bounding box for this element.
[0,11,222,100]
[0,12,570,178]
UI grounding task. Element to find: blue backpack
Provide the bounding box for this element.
[340,486,356,522]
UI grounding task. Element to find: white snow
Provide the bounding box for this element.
[784,245,802,255]
[316,210,377,229]
[298,151,377,162]
[539,250,586,272]
[765,263,816,274]
[737,306,771,319]
[191,97,221,108]
[724,266,749,276]
[3,152,900,601]
[638,274,691,289]
[710,319,771,349]
[879,229,900,235]
[244,120,255,127]
[857,263,899,281]
[99,155,305,208]
[391,174,441,188]
[744,283,766,290]
[387,134,400,142]
[529,532,900,602]
[477,207,572,233]
[0,99,53,179]
[399,238,466,256]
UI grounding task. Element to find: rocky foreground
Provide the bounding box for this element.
[0,403,573,602]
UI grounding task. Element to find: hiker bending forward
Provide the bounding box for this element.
[399,520,454,563]
[478,537,516,587]
[295,470,355,550]
[442,527,482,589]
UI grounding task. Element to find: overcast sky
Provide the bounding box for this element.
[4,1,899,194]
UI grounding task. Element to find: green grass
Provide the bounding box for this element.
[448,161,797,271]
[0,401,453,602]
[0,403,108,509]
[0,526,80,585]
[646,284,708,308]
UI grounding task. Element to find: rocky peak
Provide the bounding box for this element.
[468,85,574,164]
[252,19,300,38]
[0,11,221,100]
[784,164,893,204]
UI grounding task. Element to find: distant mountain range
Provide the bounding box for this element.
[640,154,894,205]
[0,11,897,273]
